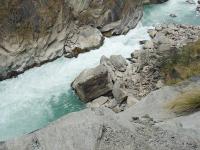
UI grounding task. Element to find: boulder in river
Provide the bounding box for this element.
[72,65,113,102]
[169,14,177,18]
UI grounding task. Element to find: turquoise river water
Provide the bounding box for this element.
[0,0,200,141]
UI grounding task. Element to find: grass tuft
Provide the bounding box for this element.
[165,89,200,115]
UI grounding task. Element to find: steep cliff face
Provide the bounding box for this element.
[0,0,143,80]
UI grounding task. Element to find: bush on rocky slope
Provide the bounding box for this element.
[166,89,200,115]
[161,40,200,85]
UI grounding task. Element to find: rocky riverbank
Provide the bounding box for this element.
[72,23,200,112]
[1,77,200,150]
[1,23,200,150]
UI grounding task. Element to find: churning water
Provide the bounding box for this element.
[0,0,199,140]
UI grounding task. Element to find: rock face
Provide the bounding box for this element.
[2,80,200,150]
[0,0,143,80]
[72,65,113,102]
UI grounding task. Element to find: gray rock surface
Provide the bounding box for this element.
[64,26,104,58]
[112,81,128,104]
[87,96,109,108]
[109,55,128,72]
[120,77,200,137]
[72,65,113,102]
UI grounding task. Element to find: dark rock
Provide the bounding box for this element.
[169,14,177,18]
[186,0,196,4]
[139,40,148,45]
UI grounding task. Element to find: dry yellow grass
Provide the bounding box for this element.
[161,40,200,85]
[166,89,200,115]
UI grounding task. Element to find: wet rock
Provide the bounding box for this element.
[72,65,113,102]
[139,40,148,45]
[186,0,196,4]
[169,14,177,18]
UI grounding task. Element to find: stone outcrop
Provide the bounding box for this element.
[2,78,200,149]
[0,0,143,81]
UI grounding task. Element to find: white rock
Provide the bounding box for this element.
[127,96,139,108]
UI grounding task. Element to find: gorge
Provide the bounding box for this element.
[0,0,200,149]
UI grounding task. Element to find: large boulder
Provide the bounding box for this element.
[72,65,113,102]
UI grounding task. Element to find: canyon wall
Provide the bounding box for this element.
[0,0,143,80]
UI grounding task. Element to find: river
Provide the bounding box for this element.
[0,0,199,141]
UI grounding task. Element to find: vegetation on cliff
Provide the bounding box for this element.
[166,89,200,115]
[161,40,200,85]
